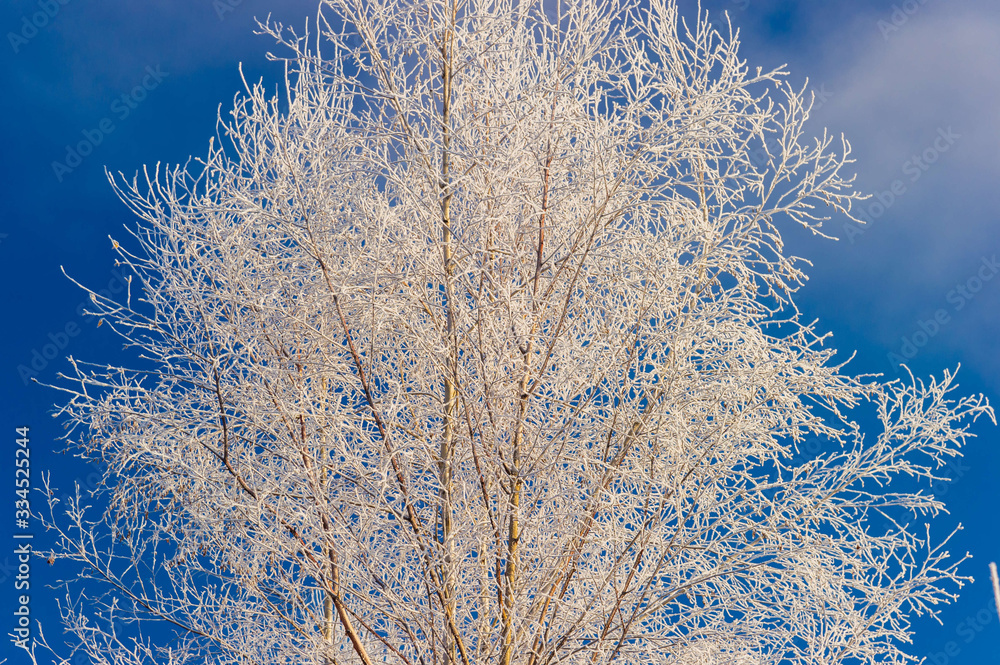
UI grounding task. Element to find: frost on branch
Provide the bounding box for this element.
[37,1,993,664]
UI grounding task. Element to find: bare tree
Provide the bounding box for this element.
[37,0,994,664]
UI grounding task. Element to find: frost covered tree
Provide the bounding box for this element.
[37,0,994,664]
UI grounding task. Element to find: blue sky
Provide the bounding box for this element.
[1,0,998,663]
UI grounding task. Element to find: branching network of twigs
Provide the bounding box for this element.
[34,1,994,664]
